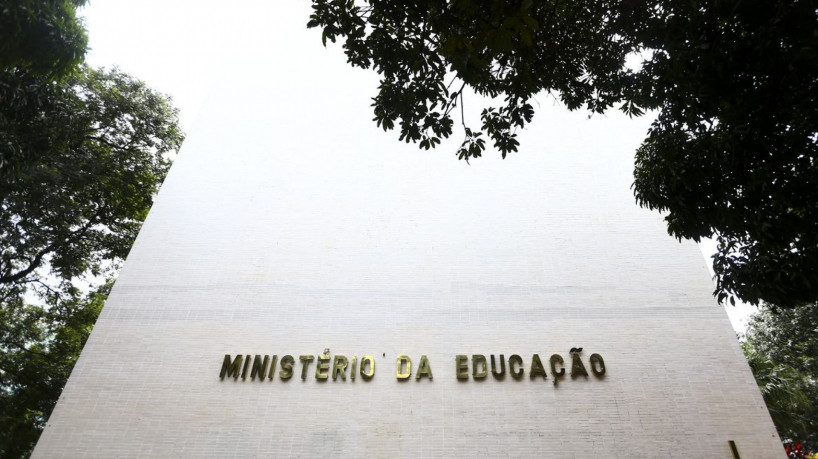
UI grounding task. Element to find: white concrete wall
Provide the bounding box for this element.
[34,5,783,457]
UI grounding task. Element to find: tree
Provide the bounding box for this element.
[743,341,813,443]
[0,282,109,458]
[744,304,818,445]
[0,66,183,457]
[0,66,182,290]
[306,0,818,308]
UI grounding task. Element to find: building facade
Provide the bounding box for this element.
[34,14,783,457]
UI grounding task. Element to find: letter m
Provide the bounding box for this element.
[220,354,243,380]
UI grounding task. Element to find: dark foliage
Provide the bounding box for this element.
[0,0,88,79]
[745,304,818,444]
[1,0,90,174]
[0,282,108,458]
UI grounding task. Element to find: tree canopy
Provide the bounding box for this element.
[307,0,818,308]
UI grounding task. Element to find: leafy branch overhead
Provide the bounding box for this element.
[308,0,818,309]
[308,0,636,160]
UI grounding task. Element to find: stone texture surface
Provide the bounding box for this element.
[34,8,783,458]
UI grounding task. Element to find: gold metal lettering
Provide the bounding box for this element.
[267,355,278,380]
[316,353,330,381]
[220,354,243,380]
[279,355,294,380]
[396,355,411,380]
[360,355,375,380]
[550,354,565,377]
[299,355,315,380]
[241,354,251,380]
[472,354,487,379]
[220,351,603,384]
[590,353,606,377]
[332,355,348,381]
[509,354,524,380]
[570,352,589,378]
[416,355,433,380]
[529,354,547,379]
[729,440,741,459]
[250,355,269,381]
[456,355,469,380]
[490,354,505,379]
[549,354,565,386]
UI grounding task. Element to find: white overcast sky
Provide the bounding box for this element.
[77,0,757,332]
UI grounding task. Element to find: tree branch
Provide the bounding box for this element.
[0,209,102,285]
[0,338,49,357]
[85,135,121,150]
[0,243,56,284]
